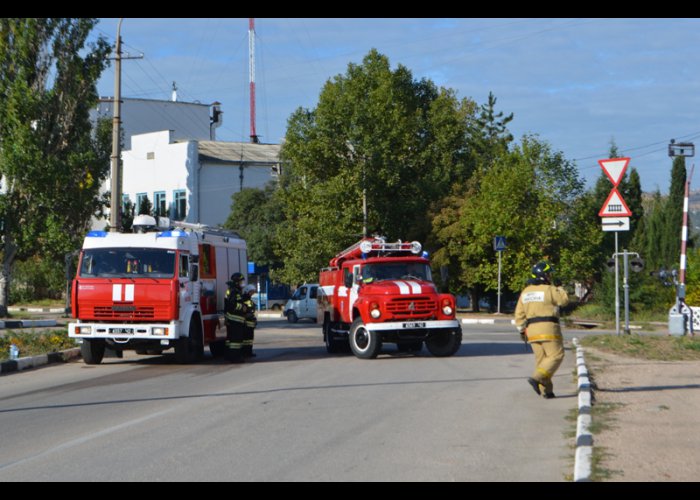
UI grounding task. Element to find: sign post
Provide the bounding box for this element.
[493,236,507,313]
[598,157,632,335]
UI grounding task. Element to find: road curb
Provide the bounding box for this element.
[461,318,515,325]
[572,337,593,482]
[0,319,58,329]
[0,347,81,376]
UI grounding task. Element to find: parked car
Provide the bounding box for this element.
[284,284,319,323]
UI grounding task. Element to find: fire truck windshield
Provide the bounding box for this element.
[79,248,177,278]
[362,262,432,282]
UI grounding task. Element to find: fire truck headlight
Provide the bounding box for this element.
[370,302,381,319]
[152,327,169,336]
[75,326,92,335]
[441,299,454,316]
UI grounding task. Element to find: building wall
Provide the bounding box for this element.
[92,98,215,149]
[119,130,276,228]
[199,162,274,227]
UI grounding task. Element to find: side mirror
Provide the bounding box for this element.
[344,272,353,288]
[190,264,199,282]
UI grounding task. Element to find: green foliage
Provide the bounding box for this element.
[0,330,76,361]
[432,134,596,295]
[0,18,111,313]
[224,183,285,271]
[9,255,66,303]
[276,49,477,284]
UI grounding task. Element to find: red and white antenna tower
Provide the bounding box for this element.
[248,18,259,143]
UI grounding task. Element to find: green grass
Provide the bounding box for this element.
[580,334,700,361]
[0,329,77,361]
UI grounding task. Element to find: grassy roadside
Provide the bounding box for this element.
[575,333,700,481]
[0,329,76,362]
[580,333,700,360]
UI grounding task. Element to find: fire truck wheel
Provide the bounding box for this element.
[175,319,204,364]
[425,329,463,357]
[81,339,105,365]
[324,318,348,354]
[349,318,381,359]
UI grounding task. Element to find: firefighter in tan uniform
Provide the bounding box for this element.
[515,261,569,399]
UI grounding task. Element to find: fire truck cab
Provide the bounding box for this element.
[68,216,247,364]
[318,237,462,359]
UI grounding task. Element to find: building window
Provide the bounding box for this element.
[172,190,186,220]
[154,191,167,217]
[135,193,148,215]
[121,194,130,214]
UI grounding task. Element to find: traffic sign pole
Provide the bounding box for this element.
[493,236,506,314]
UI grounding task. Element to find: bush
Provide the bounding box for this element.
[9,256,67,304]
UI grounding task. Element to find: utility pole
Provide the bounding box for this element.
[109,18,124,232]
[109,19,142,232]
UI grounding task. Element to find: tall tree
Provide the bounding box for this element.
[0,18,111,315]
[663,156,686,268]
[276,49,476,284]
[224,183,285,270]
[432,135,598,304]
[468,91,513,170]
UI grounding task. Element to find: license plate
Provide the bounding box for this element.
[402,322,426,329]
[109,327,134,334]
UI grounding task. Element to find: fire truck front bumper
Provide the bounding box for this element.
[68,321,180,341]
[364,319,460,332]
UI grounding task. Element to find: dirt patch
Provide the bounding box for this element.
[585,348,700,481]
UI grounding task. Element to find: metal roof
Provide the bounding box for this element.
[198,141,281,166]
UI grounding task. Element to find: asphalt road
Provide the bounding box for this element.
[0,319,579,482]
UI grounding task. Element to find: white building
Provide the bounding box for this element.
[92,97,221,149]
[119,130,281,228]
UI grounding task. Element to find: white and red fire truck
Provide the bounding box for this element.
[318,237,462,359]
[68,215,247,364]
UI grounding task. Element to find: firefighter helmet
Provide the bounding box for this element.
[230,272,245,285]
[242,285,256,296]
[531,261,553,283]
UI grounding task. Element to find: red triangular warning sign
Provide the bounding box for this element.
[599,188,632,217]
[598,157,630,187]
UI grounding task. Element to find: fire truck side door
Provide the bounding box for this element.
[349,264,361,314]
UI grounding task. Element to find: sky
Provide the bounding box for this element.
[92,18,700,195]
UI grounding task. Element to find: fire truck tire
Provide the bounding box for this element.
[324,318,348,354]
[349,318,381,359]
[425,329,463,357]
[175,319,204,364]
[81,339,105,365]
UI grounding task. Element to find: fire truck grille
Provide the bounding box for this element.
[92,305,159,320]
[386,298,436,317]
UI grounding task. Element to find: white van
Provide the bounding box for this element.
[284,284,319,323]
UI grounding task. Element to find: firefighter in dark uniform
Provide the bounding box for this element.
[241,284,257,358]
[224,272,246,363]
[514,261,569,399]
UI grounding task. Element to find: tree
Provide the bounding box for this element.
[0,19,111,315]
[468,91,513,169]
[432,135,598,305]
[276,49,476,284]
[224,183,285,270]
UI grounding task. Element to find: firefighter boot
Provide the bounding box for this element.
[527,377,542,396]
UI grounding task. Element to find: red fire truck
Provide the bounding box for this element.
[318,237,462,359]
[68,215,247,364]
